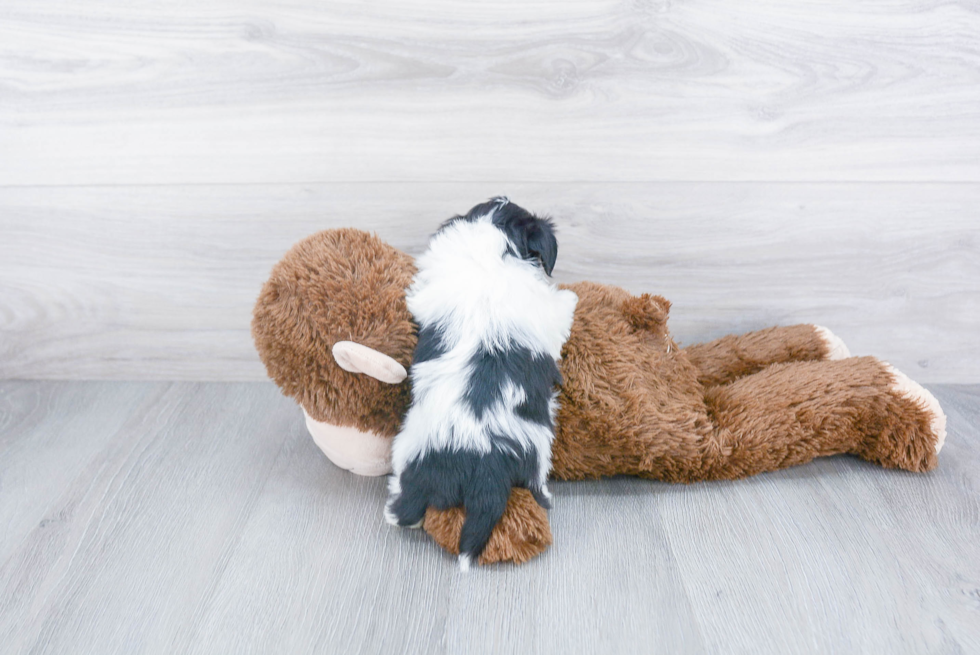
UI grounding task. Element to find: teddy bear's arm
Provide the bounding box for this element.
[682,324,849,388]
[423,489,552,564]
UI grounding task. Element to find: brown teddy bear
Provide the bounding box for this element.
[252,228,947,565]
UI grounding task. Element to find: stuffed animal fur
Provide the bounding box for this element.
[252,227,947,566]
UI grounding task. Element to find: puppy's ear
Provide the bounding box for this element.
[527,219,558,276]
[490,200,559,275]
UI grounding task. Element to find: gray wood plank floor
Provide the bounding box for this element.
[1,381,977,654]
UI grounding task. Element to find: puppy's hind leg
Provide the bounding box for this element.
[384,476,428,529]
[458,481,511,571]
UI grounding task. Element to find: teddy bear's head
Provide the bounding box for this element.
[252,228,417,476]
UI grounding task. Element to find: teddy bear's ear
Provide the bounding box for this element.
[621,294,671,333]
[331,341,408,385]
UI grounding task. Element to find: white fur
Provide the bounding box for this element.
[408,216,576,359]
[390,208,578,492]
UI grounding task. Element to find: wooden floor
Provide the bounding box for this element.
[1,381,978,654]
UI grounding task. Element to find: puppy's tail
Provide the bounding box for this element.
[458,481,511,572]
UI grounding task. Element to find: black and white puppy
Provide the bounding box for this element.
[384,197,579,570]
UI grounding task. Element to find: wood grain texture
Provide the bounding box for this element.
[1,183,977,382]
[0,381,977,654]
[0,0,978,185]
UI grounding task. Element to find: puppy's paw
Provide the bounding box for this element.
[383,503,400,527]
[384,499,424,529]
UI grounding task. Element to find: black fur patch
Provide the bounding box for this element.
[437,197,508,233]
[438,197,559,275]
[387,437,550,560]
[463,345,561,426]
[490,203,558,276]
[413,323,449,366]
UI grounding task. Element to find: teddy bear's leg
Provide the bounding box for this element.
[683,324,850,388]
[698,356,945,479]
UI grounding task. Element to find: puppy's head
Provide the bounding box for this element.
[444,197,559,275]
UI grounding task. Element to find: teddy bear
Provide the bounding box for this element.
[252,227,947,565]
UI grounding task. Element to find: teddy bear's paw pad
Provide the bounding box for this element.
[813,325,851,360]
[885,364,947,455]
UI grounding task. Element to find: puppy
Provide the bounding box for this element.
[384,197,579,570]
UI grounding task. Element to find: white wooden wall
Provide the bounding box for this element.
[1,0,978,381]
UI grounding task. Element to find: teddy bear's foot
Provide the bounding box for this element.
[698,356,945,480]
[855,361,946,473]
[813,325,851,360]
[684,324,852,388]
[884,364,947,455]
